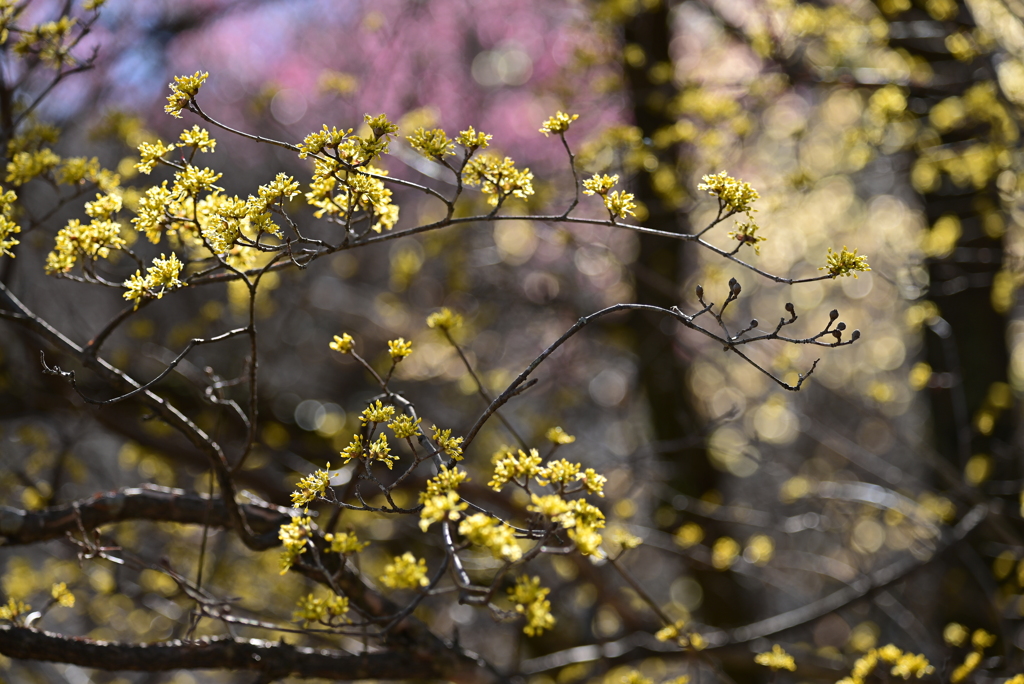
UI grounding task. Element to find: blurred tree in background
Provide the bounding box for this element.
[4,0,1024,683]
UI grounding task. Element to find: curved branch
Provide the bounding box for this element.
[0,626,491,682]
[0,486,288,548]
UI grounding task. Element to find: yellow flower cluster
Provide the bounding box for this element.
[165,71,209,118]
[418,490,467,531]
[57,156,101,185]
[838,645,934,684]
[0,597,29,623]
[539,111,579,137]
[380,552,429,589]
[949,627,996,683]
[423,464,469,497]
[50,582,74,608]
[0,187,19,257]
[360,400,395,425]
[697,171,760,213]
[298,125,351,159]
[136,140,177,175]
[822,246,871,278]
[407,127,455,159]
[388,337,413,359]
[46,217,126,274]
[727,220,765,255]
[426,307,463,331]
[755,644,797,671]
[463,154,534,207]
[367,433,396,469]
[655,619,703,648]
[456,126,492,150]
[508,575,554,636]
[7,148,60,186]
[245,172,300,238]
[388,413,422,439]
[329,332,355,354]
[431,425,464,461]
[291,463,332,507]
[305,159,399,231]
[459,513,521,562]
[323,531,368,555]
[278,515,313,574]
[14,16,77,68]
[132,182,174,243]
[122,253,184,305]
[488,448,543,490]
[545,426,576,444]
[582,173,636,219]
[179,125,216,152]
[292,592,349,626]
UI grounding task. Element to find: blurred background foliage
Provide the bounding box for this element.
[6,0,1024,682]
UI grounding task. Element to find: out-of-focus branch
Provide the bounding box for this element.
[0,486,288,548]
[0,626,495,683]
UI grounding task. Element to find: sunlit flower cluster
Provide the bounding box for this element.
[463,154,534,207]
[508,575,554,636]
[538,111,579,137]
[380,552,429,589]
[822,246,871,278]
[122,253,184,305]
[165,71,208,118]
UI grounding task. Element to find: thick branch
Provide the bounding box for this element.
[0,626,487,681]
[0,486,288,548]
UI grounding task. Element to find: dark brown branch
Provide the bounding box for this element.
[0,626,490,682]
[0,486,288,548]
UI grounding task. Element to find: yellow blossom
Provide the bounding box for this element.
[380,552,429,589]
[330,333,355,354]
[426,307,463,331]
[323,531,368,555]
[463,154,534,207]
[545,426,576,444]
[539,111,579,136]
[459,513,522,562]
[418,490,468,531]
[423,464,469,497]
[508,575,554,636]
[51,582,74,608]
[123,253,184,305]
[755,644,796,671]
[489,447,543,490]
[291,463,332,507]
[292,592,349,626]
[697,171,760,212]
[407,127,455,159]
[388,414,422,439]
[821,246,871,278]
[388,337,413,359]
[166,71,209,118]
[360,400,395,425]
[136,140,177,174]
[456,126,492,150]
[431,425,464,461]
[278,515,313,574]
[604,190,637,219]
[178,125,216,152]
[583,173,619,196]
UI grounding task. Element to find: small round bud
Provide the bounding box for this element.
[851,330,861,341]
[750,319,758,327]
[836,322,847,331]
[829,309,839,321]
[832,330,842,339]
[729,277,741,294]
[785,302,795,313]
[696,284,704,298]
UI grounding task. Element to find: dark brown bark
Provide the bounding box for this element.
[0,625,489,682]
